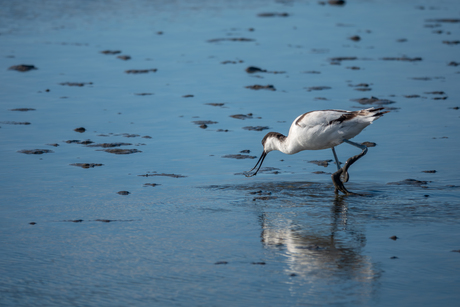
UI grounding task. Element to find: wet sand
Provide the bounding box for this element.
[1,0,460,306]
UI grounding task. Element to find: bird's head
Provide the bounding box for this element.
[244,132,286,177]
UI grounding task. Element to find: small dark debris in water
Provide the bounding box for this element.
[142,135,152,139]
[361,141,376,147]
[121,133,140,138]
[60,82,93,87]
[426,19,460,23]
[125,69,157,74]
[101,149,141,154]
[303,70,321,74]
[306,86,331,92]
[451,250,460,253]
[205,103,225,107]
[74,127,86,133]
[312,171,328,174]
[251,262,266,265]
[216,129,229,132]
[243,126,270,131]
[100,50,121,54]
[183,94,194,98]
[95,219,112,222]
[139,172,187,178]
[193,120,218,126]
[351,96,396,105]
[432,96,448,100]
[390,256,399,259]
[387,179,429,186]
[117,191,130,195]
[397,38,408,42]
[65,140,81,144]
[448,61,459,67]
[47,143,59,147]
[422,170,436,173]
[349,35,361,41]
[290,273,297,277]
[350,83,370,88]
[240,149,250,153]
[222,154,257,159]
[411,77,446,81]
[245,84,276,91]
[117,55,131,60]
[9,108,36,111]
[144,183,160,187]
[425,91,445,95]
[70,163,103,169]
[0,121,31,125]
[64,219,83,223]
[329,57,357,64]
[404,95,420,98]
[215,261,228,265]
[221,60,241,64]
[390,236,398,240]
[8,64,37,72]
[246,66,267,73]
[200,124,207,129]
[29,222,36,225]
[18,149,53,154]
[230,113,253,120]
[449,106,459,110]
[249,190,271,195]
[309,160,332,167]
[347,66,360,70]
[257,12,289,17]
[207,38,255,43]
[380,56,422,62]
[327,0,346,5]
[253,196,278,201]
[424,195,430,198]
[135,93,153,96]
[443,40,460,45]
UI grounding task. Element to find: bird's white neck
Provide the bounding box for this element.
[263,132,300,155]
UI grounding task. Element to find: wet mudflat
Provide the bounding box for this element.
[1,0,460,306]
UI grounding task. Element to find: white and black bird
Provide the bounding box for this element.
[244,107,389,194]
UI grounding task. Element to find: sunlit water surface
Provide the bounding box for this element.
[1,0,460,306]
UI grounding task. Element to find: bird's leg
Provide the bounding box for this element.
[332,147,348,183]
[331,147,341,171]
[331,140,368,195]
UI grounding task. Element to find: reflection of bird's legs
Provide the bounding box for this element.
[331,140,368,195]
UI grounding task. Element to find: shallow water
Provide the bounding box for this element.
[1,0,460,306]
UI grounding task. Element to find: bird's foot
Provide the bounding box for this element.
[332,169,353,195]
[341,171,349,183]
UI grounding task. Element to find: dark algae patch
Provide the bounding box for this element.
[70,163,103,168]
[100,149,142,154]
[87,142,132,148]
[230,114,253,120]
[18,149,53,154]
[8,64,37,72]
[125,68,157,74]
[138,172,187,178]
[60,82,93,87]
[245,85,276,91]
[243,126,270,131]
[9,108,36,112]
[222,154,257,159]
